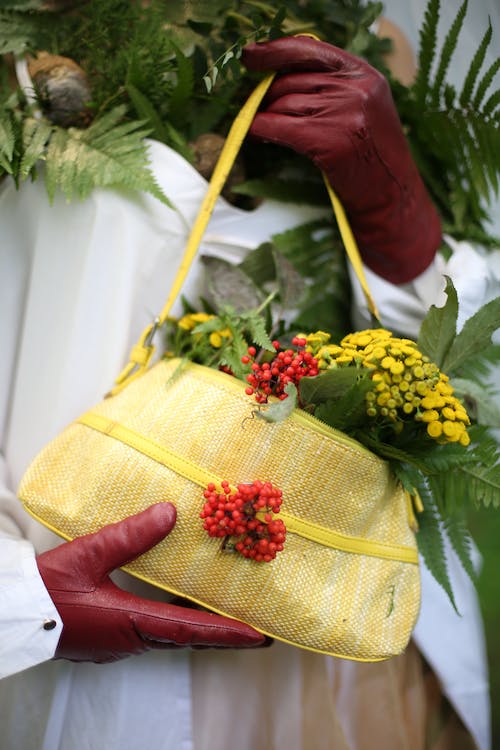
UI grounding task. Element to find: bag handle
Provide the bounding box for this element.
[112,72,379,394]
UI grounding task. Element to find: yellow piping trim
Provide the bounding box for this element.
[77,411,418,565]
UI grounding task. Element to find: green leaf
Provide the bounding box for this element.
[451,377,500,427]
[458,461,500,509]
[441,296,500,374]
[242,311,274,351]
[126,83,168,143]
[417,442,477,472]
[444,514,478,583]
[483,88,500,117]
[416,485,459,612]
[417,276,458,367]
[43,107,171,205]
[459,19,491,108]
[0,111,15,173]
[414,0,440,105]
[239,242,277,286]
[473,56,500,109]
[299,367,367,407]
[255,382,297,423]
[202,256,266,313]
[428,470,478,583]
[430,0,467,108]
[314,379,372,432]
[19,116,52,179]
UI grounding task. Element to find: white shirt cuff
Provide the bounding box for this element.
[0,538,62,679]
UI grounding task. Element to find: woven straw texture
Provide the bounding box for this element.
[19,358,420,661]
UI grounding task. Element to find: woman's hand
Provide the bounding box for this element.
[243,36,441,284]
[37,503,265,663]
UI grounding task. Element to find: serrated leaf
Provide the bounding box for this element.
[126,82,168,143]
[418,442,477,472]
[218,329,250,379]
[299,367,367,407]
[444,514,477,583]
[459,19,491,108]
[417,276,458,367]
[255,382,297,423]
[243,312,274,351]
[0,112,15,172]
[414,0,440,105]
[202,256,265,312]
[458,461,500,509]
[415,485,459,612]
[430,0,467,108]
[42,109,171,206]
[20,116,51,178]
[451,377,500,427]
[314,382,371,432]
[441,296,500,374]
[473,57,500,110]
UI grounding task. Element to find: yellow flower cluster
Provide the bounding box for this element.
[304,328,470,446]
[178,313,232,349]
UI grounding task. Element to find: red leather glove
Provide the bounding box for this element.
[242,36,442,284]
[36,502,265,663]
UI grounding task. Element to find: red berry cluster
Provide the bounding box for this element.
[242,337,319,404]
[200,480,286,562]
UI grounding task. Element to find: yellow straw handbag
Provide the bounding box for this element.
[18,74,420,662]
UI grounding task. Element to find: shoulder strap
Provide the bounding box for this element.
[112,73,379,394]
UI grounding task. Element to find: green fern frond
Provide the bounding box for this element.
[417,443,477,473]
[455,113,490,200]
[218,324,250,378]
[416,484,458,611]
[428,470,478,583]
[473,56,500,109]
[20,116,51,179]
[459,20,492,107]
[430,0,467,107]
[483,88,500,117]
[0,110,15,173]
[414,0,440,105]
[458,461,500,509]
[43,106,171,206]
[469,113,499,194]
[243,312,274,351]
[444,513,477,583]
[126,83,168,144]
